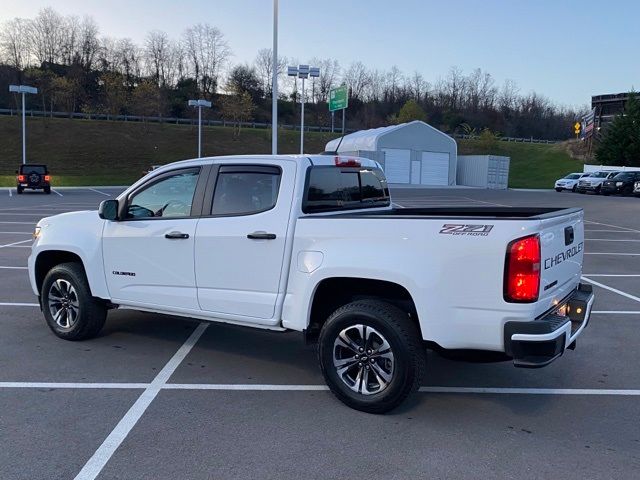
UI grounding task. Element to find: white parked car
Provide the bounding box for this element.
[576,171,618,194]
[555,172,590,192]
[28,155,594,413]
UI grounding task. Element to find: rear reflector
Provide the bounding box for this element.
[334,157,361,167]
[504,234,541,303]
[18,175,25,182]
[44,175,51,181]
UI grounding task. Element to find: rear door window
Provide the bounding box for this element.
[211,165,281,216]
[303,166,390,213]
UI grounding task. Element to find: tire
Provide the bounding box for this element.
[318,300,425,414]
[44,186,51,194]
[595,186,601,195]
[16,186,23,194]
[41,262,107,340]
[578,189,585,194]
[555,188,562,192]
[572,185,577,192]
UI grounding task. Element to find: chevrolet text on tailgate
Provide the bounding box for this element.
[28,155,594,413]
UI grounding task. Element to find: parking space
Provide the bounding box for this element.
[1,187,640,479]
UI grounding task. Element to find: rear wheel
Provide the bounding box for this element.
[16,186,23,194]
[44,186,51,194]
[318,300,425,414]
[41,262,107,340]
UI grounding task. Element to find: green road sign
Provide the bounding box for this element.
[329,85,348,112]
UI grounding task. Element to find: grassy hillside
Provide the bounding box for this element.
[0,116,580,188]
[458,139,583,189]
[0,116,338,186]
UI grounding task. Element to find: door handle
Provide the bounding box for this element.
[247,231,277,240]
[165,231,190,239]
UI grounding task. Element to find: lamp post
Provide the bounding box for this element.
[188,99,212,158]
[9,85,38,165]
[272,0,278,155]
[287,64,320,154]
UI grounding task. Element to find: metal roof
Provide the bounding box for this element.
[325,120,455,152]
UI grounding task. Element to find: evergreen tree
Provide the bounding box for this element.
[596,93,640,166]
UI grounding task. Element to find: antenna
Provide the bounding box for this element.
[320,130,348,155]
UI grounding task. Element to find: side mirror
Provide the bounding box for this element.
[98,199,119,221]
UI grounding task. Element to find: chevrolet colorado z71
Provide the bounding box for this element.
[29,155,594,412]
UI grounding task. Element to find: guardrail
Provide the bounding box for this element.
[0,108,353,133]
[452,133,558,144]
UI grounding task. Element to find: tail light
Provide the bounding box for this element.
[504,234,541,303]
[44,175,51,181]
[18,175,25,182]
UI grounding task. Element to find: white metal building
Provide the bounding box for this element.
[457,155,510,189]
[325,121,458,185]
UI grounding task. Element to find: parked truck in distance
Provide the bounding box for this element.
[28,155,594,413]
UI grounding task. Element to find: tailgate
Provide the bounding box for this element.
[537,209,584,314]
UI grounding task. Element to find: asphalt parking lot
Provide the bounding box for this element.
[1,186,639,480]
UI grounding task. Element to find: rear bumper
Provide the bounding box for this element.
[503,283,594,368]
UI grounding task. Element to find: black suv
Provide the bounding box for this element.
[16,164,51,194]
[601,171,640,196]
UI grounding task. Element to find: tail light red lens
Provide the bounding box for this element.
[44,175,51,181]
[504,234,541,303]
[18,175,25,182]
[334,156,361,167]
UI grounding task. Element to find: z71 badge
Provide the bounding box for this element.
[439,224,494,236]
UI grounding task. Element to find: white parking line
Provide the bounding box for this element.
[0,231,33,235]
[0,266,28,270]
[585,220,640,233]
[583,274,640,277]
[52,189,63,197]
[592,311,640,315]
[584,253,640,256]
[586,239,640,242]
[0,221,37,225]
[87,188,111,196]
[0,382,638,396]
[0,239,32,249]
[0,382,148,389]
[74,323,209,480]
[584,229,640,233]
[8,188,12,198]
[581,276,640,303]
[460,196,511,207]
[0,302,39,307]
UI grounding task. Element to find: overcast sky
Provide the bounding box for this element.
[2,0,638,107]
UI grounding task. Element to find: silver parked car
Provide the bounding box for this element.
[576,171,618,194]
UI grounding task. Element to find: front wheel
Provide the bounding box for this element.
[572,185,577,192]
[318,300,425,414]
[555,188,562,192]
[41,262,107,340]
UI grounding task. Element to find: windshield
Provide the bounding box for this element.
[590,172,609,178]
[564,174,581,179]
[613,172,635,180]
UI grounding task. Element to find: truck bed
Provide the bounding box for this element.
[323,207,582,220]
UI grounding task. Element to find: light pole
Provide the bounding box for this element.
[9,85,38,165]
[272,0,278,155]
[188,99,212,158]
[287,64,319,154]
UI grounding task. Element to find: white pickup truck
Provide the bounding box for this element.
[29,155,594,413]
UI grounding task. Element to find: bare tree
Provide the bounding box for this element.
[408,71,429,103]
[254,48,286,99]
[145,30,172,86]
[182,23,231,95]
[78,16,100,70]
[342,61,370,100]
[0,18,31,70]
[311,57,340,103]
[28,7,65,65]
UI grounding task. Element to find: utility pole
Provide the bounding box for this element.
[271,0,279,154]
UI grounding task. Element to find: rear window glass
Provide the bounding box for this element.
[613,173,635,180]
[21,165,46,174]
[303,167,390,213]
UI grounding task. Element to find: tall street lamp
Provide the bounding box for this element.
[272,0,278,155]
[188,99,212,158]
[9,84,38,165]
[288,64,320,154]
